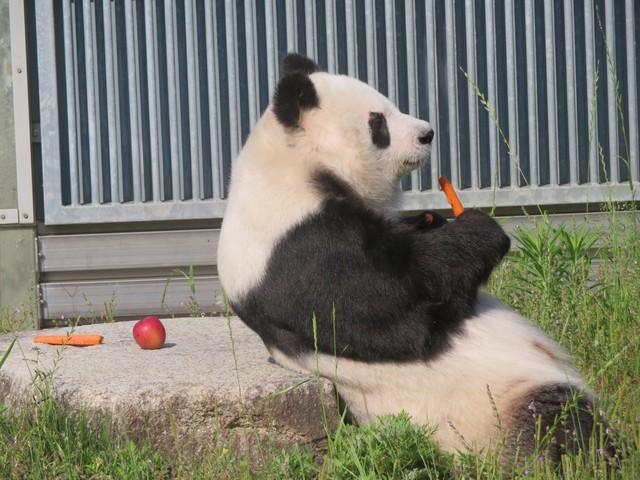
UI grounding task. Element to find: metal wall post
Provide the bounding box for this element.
[0,0,38,327]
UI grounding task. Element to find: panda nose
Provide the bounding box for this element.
[419,128,435,145]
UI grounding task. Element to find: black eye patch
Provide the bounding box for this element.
[368,112,390,148]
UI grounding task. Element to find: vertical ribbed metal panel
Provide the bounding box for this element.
[35,0,640,225]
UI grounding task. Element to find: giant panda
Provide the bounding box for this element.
[217,53,604,462]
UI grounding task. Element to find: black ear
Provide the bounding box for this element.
[281,53,320,76]
[272,73,319,128]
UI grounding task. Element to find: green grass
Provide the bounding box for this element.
[0,207,639,479]
[485,207,640,479]
[0,398,169,479]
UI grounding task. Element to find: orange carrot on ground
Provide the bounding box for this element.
[34,335,103,347]
[438,176,464,217]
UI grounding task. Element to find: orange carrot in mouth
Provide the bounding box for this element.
[438,176,464,217]
[34,335,103,347]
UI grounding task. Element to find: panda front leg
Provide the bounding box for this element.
[247,205,512,365]
[409,209,511,311]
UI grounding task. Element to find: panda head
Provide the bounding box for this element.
[268,53,434,209]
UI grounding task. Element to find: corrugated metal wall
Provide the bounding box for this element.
[35,0,639,225]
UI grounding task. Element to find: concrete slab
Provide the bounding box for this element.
[0,316,338,457]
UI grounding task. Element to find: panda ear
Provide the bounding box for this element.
[281,53,320,76]
[272,72,319,128]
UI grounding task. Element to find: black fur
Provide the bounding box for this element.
[369,112,390,148]
[506,384,616,464]
[282,53,320,76]
[231,170,510,363]
[272,73,319,128]
[401,211,448,230]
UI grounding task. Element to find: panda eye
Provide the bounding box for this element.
[368,112,390,149]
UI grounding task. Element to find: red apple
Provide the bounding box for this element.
[132,316,166,350]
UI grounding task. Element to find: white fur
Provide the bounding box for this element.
[217,112,323,300]
[218,73,432,300]
[270,293,588,454]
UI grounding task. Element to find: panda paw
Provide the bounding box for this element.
[402,211,448,231]
[455,209,512,258]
